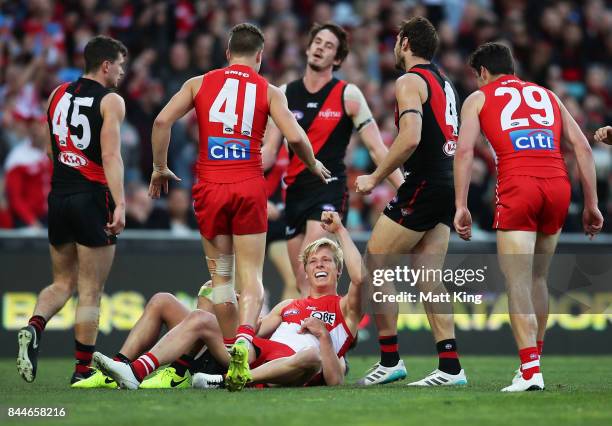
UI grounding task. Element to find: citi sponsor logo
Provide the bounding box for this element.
[510,129,554,151]
[318,109,342,119]
[207,137,250,160]
[224,70,249,78]
[58,151,88,168]
[310,311,336,325]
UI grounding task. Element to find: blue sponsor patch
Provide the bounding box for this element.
[509,129,554,151]
[207,137,250,160]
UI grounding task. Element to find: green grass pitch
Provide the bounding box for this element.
[1,356,611,426]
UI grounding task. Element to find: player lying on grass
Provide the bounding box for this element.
[89,286,226,388]
[94,211,363,390]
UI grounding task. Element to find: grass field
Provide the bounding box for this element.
[1,356,611,426]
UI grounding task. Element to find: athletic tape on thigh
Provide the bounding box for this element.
[215,253,234,276]
[211,283,238,304]
[205,254,234,277]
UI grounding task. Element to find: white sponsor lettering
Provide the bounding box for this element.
[318,109,342,119]
[58,151,88,168]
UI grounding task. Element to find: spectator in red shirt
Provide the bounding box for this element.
[4,117,51,228]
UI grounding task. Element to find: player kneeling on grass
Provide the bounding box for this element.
[93,211,363,391]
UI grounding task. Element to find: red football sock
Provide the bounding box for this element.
[537,340,544,356]
[236,325,255,344]
[75,340,94,374]
[28,315,47,334]
[223,337,236,350]
[130,352,159,382]
[519,347,540,380]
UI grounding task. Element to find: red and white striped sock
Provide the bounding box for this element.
[130,352,159,382]
[223,337,236,351]
[235,325,255,345]
[519,347,540,380]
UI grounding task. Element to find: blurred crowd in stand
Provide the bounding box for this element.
[1,0,610,235]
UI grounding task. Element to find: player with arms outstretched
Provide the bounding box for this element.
[17,35,127,388]
[454,42,603,392]
[148,23,329,391]
[263,22,403,296]
[355,17,466,387]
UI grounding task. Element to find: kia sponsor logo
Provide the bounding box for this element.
[292,110,304,120]
[443,140,456,156]
[58,151,88,168]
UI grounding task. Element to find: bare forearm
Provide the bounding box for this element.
[319,334,344,386]
[454,148,473,208]
[102,154,125,206]
[372,131,418,184]
[336,227,362,285]
[574,144,599,208]
[287,137,316,169]
[361,126,404,189]
[152,122,172,168]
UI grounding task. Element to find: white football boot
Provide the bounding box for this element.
[407,369,468,386]
[356,360,407,385]
[93,352,140,390]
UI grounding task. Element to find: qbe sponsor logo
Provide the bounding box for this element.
[207,137,250,160]
[58,151,88,168]
[510,129,554,151]
[310,311,336,325]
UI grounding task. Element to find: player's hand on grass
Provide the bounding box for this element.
[594,126,612,145]
[149,166,181,198]
[355,174,377,195]
[105,204,126,236]
[320,211,342,233]
[454,207,472,241]
[583,206,603,240]
[298,317,329,339]
[308,159,332,184]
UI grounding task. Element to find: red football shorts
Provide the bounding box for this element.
[250,337,295,369]
[494,175,571,235]
[192,176,268,240]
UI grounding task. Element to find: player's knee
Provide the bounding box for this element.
[147,292,177,312]
[186,309,216,330]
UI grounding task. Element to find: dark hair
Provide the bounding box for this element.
[84,35,127,73]
[307,22,349,71]
[468,42,515,76]
[398,17,439,61]
[228,23,265,56]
